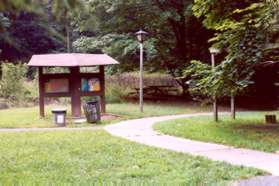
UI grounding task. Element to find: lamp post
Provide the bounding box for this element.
[135,29,148,112]
[209,47,221,122]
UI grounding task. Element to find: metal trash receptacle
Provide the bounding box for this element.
[83,101,101,123]
[51,108,67,126]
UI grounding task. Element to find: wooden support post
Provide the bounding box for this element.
[99,66,106,113]
[70,67,81,118]
[38,67,45,117]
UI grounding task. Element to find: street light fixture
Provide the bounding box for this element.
[135,29,148,112]
[209,47,221,122]
[209,47,221,68]
[136,29,148,43]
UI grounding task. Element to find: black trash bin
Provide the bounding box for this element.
[83,101,101,123]
[51,108,67,127]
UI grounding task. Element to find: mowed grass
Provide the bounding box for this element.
[0,130,264,185]
[0,102,210,128]
[154,112,279,153]
[106,102,210,119]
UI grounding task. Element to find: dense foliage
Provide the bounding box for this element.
[73,0,212,93]
[0,0,85,61]
[185,1,279,101]
[0,63,27,103]
[0,11,65,61]
[0,0,278,104]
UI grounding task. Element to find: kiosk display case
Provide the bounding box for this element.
[27,53,118,118]
[45,79,69,93]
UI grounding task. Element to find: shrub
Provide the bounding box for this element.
[23,78,38,103]
[105,72,181,101]
[105,83,130,103]
[0,63,27,102]
[0,98,8,109]
[0,63,39,107]
[106,72,179,89]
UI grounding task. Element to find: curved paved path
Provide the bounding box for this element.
[105,113,279,176]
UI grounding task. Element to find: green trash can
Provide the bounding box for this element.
[83,101,101,123]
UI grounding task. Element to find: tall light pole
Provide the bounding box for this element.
[209,48,221,122]
[135,29,148,112]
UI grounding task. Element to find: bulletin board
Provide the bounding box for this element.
[81,78,101,92]
[38,66,105,118]
[45,79,69,93]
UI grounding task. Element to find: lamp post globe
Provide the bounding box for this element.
[135,29,148,43]
[209,47,221,69]
[135,29,148,112]
[209,47,221,55]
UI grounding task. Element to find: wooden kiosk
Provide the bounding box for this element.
[28,53,119,118]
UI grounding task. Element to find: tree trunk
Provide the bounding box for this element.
[0,62,2,80]
[231,95,236,119]
[66,23,72,53]
[213,98,218,122]
[181,84,190,98]
[173,77,189,98]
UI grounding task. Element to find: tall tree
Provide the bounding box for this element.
[74,0,212,95]
[186,0,279,119]
[0,0,85,54]
[0,11,66,61]
[193,0,277,70]
[51,0,85,52]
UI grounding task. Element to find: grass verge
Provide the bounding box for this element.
[154,112,279,153]
[0,130,264,184]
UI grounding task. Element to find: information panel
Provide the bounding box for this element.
[45,79,69,93]
[81,78,100,92]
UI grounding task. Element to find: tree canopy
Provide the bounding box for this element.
[0,0,278,101]
[73,0,212,93]
[185,0,279,101]
[0,0,86,60]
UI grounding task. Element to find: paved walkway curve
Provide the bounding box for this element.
[104,113,279,176]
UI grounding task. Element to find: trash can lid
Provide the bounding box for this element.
[52,108,67,113]
[87,101,98,104]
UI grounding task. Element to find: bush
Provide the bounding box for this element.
[0,98,8,109]
[105,72,181,101]
[23,78,38,103]
[106,72,179,88]
[105,83,130,103]
[0,63,27,101]
[0,63,38,107]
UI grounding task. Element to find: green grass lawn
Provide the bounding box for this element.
[107,102,210,118]
[154,112,279,153]
[0,130,264,185]
[0,102,210,128]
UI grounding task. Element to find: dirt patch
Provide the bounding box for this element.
[237,124,279,130]
[101,113,121,121]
